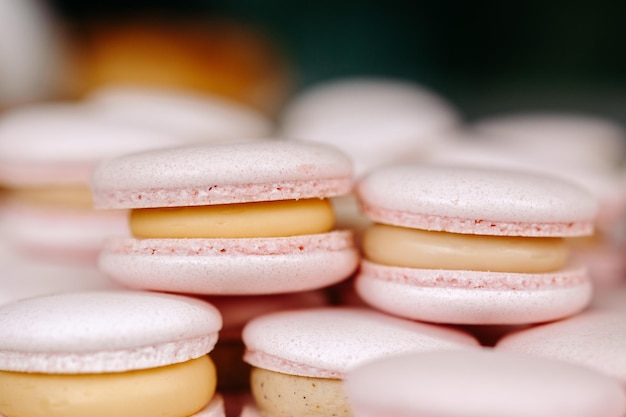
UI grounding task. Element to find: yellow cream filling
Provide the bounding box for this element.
[250,367,352,417]
[363,224,568,273]
[0,355,216,417]
[7,185,94,208]
[130,198,335,238]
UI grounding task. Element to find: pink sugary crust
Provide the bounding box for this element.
[0,160,95,186]
[105,231,353,257]
[361,203,594,237]
[99,232,359,295]
[93,177,354,209]
[359,260,589,291]
[0,334,218,374]
[244,350,343,379]
[355,270,592,325]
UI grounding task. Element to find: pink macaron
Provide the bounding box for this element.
[90,140,359,295]
[355,164,598,324]
[345,349,626,417]
[280,77,460,176]
[0,290,224,417]
[496,310,626,388]
[0,102,194,263]
[242,306,479,417]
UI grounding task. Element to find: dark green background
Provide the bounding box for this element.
[50,0,626,122]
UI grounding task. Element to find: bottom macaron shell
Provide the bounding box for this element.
[1,204,128,263]
[355,261,592,324]
[99,231,358,295]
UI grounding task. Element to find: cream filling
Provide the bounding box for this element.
[0,355,216,417]
[130,198,335,238]
[250,367,351,417]
[363,224,568,273]
[7,185,94,208]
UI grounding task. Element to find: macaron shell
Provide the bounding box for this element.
[0,257,121,306]
[496,311,626,385]
[0,291,222,373]
[0,104,189,185]
[280,78,459,176]
[1,203,128,262]
[345,350,626,417]
[242,307,479,379]
[356,262,592,324]
[88,86,273,140]
[99,231,358,295]
[91,141,353,209]
[357,165,597,237]
[473,113,626,170]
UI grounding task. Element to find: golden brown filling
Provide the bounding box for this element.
[130,198,334,238]
[0,355,216,417]
[363,224,568,273]
[250,367,352,417]
[7,185,94,208]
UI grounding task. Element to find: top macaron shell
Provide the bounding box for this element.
[357,164,597,237]
[345,350,626,417]
[242,307,479,379]
[0,103,188,186]
[87,86,273,141]
[473,113,626,170]
[91,141,354,209]
[0,291,222,373]
[280,78,459,176]
[496,310,626,386]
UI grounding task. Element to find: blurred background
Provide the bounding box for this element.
[42,0,626,122]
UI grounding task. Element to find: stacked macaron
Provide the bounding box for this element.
[87,139,360,414]
[354,164,597,324]
[90,140,358,295]
[0,103,179,263]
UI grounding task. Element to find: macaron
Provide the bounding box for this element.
[87,86,273,142]
[355,164,597,324]
[0,103,190,263]
[280,77,459,176]
[345,350,626,417]
[242,306,479,417]
[472,113,626,171]
[91,141,358,294]
[0,290,224,417]
[496,310,626,388]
